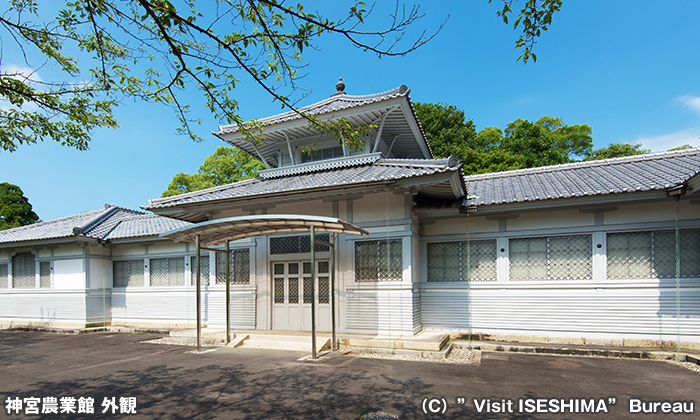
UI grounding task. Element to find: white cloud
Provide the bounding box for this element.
[633,129,700,152]
[1,63,42,83]
[677,95,700,116]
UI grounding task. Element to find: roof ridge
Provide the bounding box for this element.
[0,208,105,235]
[217,85,409,133]
[464,148,700,181]
[147,177,260,207]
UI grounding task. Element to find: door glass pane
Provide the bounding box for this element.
[288,278,299,303]
[274,278,285,304]
[303,277,313,303]
[318,276,329,304]
[288,263,299,275]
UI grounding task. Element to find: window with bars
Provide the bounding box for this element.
[607,229,700,279]
[355,239,403,282]
[215,249,251,284]
[0,263,8,288]
[113,260,145,288]
[270,234,330,254]
[509,235,592,281]
[39,261,51,288]
[190,255,210,286]
[427,240,497,282]
[149,257,185,287]
[12,252,36,289]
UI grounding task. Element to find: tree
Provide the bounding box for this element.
[499,116,592,167]
[0,183,39,230]
[0,0,444,153]
[490,0,563,63]
[584,142,649,160]
[413,102,479,156]
[162,146,265,197]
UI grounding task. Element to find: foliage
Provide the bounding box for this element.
[499,116,592,167]
[584,142,649,160]
[0,182,39,230]
[414,102,592,174]
[491,0,562,62]
[161,146,265,197]
[668,144,695,151]
[0,0,443,153]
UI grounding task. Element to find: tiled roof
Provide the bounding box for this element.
[147,157,463,209]
[217,85,410,135]
[0,205,191,245]
[464,149,700,207]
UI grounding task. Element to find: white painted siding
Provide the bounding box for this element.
[346,287,416,335]
[111,289,197,327]
[420,280,700,341]
[0,290,87,327]
[206,288,257,329]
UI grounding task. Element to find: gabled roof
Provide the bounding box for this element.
[146,157,465,222]
[213,84,433,166]
[217,85,411,135]
[0,205,191,246]
[464,148,700,207]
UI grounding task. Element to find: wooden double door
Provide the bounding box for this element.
[271,260,331,331]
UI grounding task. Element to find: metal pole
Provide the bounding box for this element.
[196,234,201,353]
[310,226,317,359]
[330,234,336,351]
[225,241,231,345]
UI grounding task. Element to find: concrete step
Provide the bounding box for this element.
[341,332,450,352]
[242,334,330,352]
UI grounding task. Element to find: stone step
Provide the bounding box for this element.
[242,336,330,352]
[341,332,450,352]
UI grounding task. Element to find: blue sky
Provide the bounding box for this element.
[1,0,699,222]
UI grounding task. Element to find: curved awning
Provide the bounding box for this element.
[159,214,369,246]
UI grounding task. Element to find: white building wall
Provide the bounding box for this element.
[419,200,700,345]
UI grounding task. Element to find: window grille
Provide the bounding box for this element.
[607,229,700,279]
[0,263,8,288]
[288,277,299,303]
[215,249,250,284]
[270,234,330,254]
[303,277,313,303]
[12,253,36,289]
[509,235,592,281]
[318,276,329,303]
[39,261,51,288]
[274,278,284,303]
[427,240,497,282]
[190,255,210,286]
[113,260,144,288]
[150,257,185,287]
[355,239,403,282]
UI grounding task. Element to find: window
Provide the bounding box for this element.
[150,257,185,287]
[0,263,8,288]
[607,229,700,279]
[301,146,343,163]
[355,239,403,281]
[190,255,210,286]
[12,252,36,289]
[270,234,330,254]
[509,235,592,281]
[39,261,51,288]
[428,240,497,282]
[113,260,144,288]
[215,249,251,284]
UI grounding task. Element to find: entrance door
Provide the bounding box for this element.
[272,261,331,331]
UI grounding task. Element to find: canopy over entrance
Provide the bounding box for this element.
[160,214,368,245]
[159,214,369,358]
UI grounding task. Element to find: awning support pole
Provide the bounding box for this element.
[310,226,317,359]
[196,234,201,353]
[331,233,337,351]
[225,241,231,345]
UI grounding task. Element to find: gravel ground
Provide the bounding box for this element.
[346,347,477,364]
[670,359,700,373]
[141,336,224,347]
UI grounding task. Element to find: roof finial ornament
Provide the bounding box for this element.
[335,77,345,95]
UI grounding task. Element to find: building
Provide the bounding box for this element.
[1,83,699,347]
